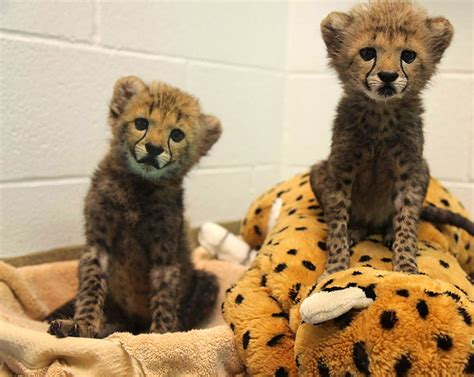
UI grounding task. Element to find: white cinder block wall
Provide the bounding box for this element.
[0,1,472,257]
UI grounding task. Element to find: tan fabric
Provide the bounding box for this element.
[0,249,245,376]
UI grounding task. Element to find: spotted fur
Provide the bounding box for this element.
[47,77,221,338]
[310,1,455,277]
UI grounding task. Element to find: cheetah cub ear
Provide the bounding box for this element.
[426,17,454,64]
[320,11,352,59]
[198,114,222,157]
[109,76,147,121]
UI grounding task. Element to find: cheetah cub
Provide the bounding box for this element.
[311,1,473,278]
[48,77,221,338]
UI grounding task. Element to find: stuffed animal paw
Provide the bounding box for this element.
[300,286,373,324]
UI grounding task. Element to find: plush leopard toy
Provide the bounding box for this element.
[223,172,473,376]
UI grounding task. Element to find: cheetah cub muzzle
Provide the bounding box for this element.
[310,1,472,279]
[47,76,222,338]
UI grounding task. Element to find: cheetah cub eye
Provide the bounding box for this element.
[134,118,149,131]
[401,50,417,64]
[359,47,376,61]
[170,128,185,143]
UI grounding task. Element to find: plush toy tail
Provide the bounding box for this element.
[421,206,474,235]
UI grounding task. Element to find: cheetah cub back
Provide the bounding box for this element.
[48,76,222,338]
[309,1,473,279]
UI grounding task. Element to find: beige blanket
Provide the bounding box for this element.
[0,249,245,376]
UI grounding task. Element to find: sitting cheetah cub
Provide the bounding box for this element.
[311,1,473,278]
[48,77,221,338]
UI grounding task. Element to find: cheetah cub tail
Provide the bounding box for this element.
[421,206,474,235]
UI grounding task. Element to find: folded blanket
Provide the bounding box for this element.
[0,248,245,376]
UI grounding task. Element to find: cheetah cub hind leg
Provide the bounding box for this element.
[178,269,219,331]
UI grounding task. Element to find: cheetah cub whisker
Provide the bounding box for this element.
[310,1,473,279]
[47,77,222,338]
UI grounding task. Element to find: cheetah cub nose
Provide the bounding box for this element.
[378,71,399,83]
[145,143,164,156]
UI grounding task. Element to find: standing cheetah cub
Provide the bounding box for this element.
[311,1,473,278]
[48,77,221,338]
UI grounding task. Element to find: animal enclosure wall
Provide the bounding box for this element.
[0,0,472,257]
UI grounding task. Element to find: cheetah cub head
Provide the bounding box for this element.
[108,76,222,180]
[321,1,453,101]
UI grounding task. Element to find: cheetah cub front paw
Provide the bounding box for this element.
[48,319,98,338]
